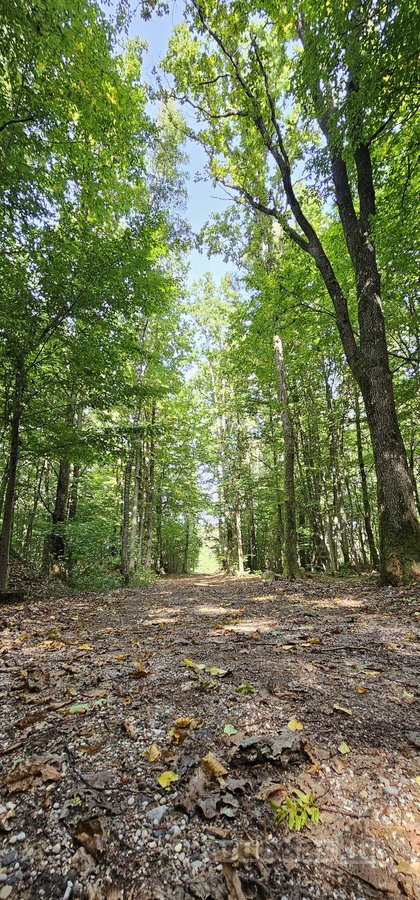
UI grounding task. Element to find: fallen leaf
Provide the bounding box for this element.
[206,666,229,677]
[333,704,353,716]
[403,690,415,702]
[75,817,104,856]
[231,839,260,864]
[223,724,238,736]
[236,682,257,695]
[142,743,161,762]
[222,863,247,900]
[65,699,105,714]
[287,718,303,732]
[355,685,366,694]
[183,657,205,670]
[157,770,179,789]
[338,742,350,755]
[415,776,420,786]
[5,758,61,793]
[115,653,129,661]
[78,643,93,651]
[133,660,149,677]
[122,720,137,740]
[201,752,229,779]
[255,780,287,801]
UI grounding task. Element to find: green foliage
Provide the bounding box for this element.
[270,790,320,832]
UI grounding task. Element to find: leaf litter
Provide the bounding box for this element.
[0,573,419,898]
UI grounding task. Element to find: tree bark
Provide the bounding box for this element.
[235,491,244,575]
[0,365,24,590]
[121,445,135,584]
[142,405,156,571]
[273,332,300,578]
[354,392,380,569]
[128,447,141,575]
[22,461,44,556]
[182,516,190,574]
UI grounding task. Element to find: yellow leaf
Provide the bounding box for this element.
[333,704,352,716]
[157,770,178,789]
[338,742,350,755]
[386,642,398,651]
[143,742,161,762]
[287,718,303,732]
[406,631,416,640]
[201,752,229,778]
[183,658,205,670]
[355,685,366,694]
[205,666,228,677]
[133,660,149,677]
[78,643,92,651]
[115,653,130,661]
[123,697,132,706]
[414,776,420,786]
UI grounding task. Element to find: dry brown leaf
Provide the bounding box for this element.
[201,752,229,779]
[255,780,287,801]
[133,659,149,677]
[222,863,247,900]
[71,847,96,876]
[231,839,260,865]
[5,758,61,794]
[75,817,104,856]
[122,720,137,740]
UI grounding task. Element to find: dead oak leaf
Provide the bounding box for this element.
[5,757,61,793]
[74,817,104,856]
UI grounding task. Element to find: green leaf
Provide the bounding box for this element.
[223,724,238,735]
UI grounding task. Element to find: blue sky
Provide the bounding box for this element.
[124,0,232,286]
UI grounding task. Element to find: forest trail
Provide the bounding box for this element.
[0,575,419,899]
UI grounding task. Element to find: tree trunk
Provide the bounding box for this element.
[273,332,300,578]
[155,472,164,573]
[128,448,141,575]
[22,462,44,556]
[182,517,190,574]
[121,446,135,584]
[354,392,380,569]
[142,406,156,571]
[0,365,24,591]
[235,491,244,575]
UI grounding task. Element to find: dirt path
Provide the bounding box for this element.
[0,574,419,899]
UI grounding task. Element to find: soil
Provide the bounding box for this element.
[0,573,419,900]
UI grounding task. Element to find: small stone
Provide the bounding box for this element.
[8,838,16,846]
[19,860,30,872]
[5,803,15,812]
[174,843,182,854]
[146,805,168,826]
[0,807,6,816]
[127,797,135,807]
[51,844,61,855]
[1,851,17,867]
[0,876,6,884]
[0,886,13,899]
[170,825,181,837]
[16,832,26,842]
[73,883,83,898]
[191,861,202,875]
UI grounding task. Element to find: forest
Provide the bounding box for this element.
[0,1,419,899]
